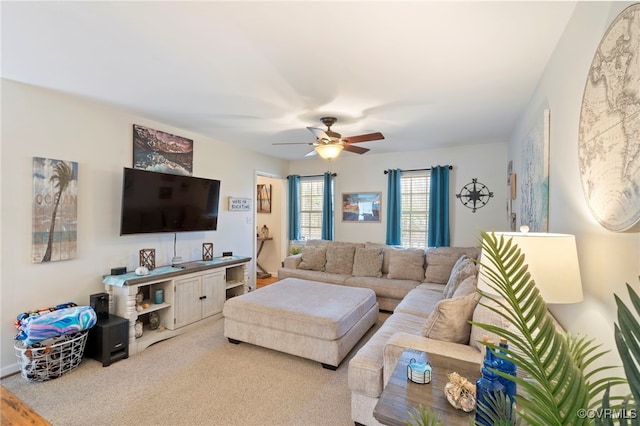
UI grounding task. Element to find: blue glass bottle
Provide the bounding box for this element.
[496,338,517,404]
[475,343,505,426]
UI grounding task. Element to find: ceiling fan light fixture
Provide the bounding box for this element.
[315,143,344,159]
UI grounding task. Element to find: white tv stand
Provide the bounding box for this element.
[103,256,251,356]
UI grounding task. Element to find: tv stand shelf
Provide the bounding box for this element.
[103,256,250,356]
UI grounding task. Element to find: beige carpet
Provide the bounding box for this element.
[2,313,388,426]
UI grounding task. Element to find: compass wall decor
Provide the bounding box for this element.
[456,178,494,213]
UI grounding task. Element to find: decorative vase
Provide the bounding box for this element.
[475,343,505,425]
[135,290,144,306]
[149,312,159,330]
[261,225,269,239]
[135,320,144,338]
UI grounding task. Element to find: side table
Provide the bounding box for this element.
[256,237,273,279]
[373,349,480,426]
[85,314,129,367]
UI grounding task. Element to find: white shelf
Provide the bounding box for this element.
[137,301,171,315]
[225,281,244,290]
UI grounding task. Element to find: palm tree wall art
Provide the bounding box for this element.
[32,157,78,263]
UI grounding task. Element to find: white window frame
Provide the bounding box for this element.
[400,170,431,249]
[299,176,324,241]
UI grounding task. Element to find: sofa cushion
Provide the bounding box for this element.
[393,287,443,319]
[443,255,477,298]
[298,246,327,271]
[348,312,425,398]
[325,245,356,275]
[421,294,478,344]
[345,276,418,301]
[424,247,480,284]
[352,247,383,277]
[387,249,425,281]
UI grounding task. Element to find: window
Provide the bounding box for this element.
[299,176,324,240]
[400,171,431,249]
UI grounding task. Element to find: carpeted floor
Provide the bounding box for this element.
[2,313,388,426]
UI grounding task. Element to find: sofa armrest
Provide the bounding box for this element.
[282,253,303,269]
[383,332,482,386]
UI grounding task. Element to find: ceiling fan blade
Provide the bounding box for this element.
[343,144,370,154]
[305,150,318,157]
[307,127,330,141]
[342,132,385,144]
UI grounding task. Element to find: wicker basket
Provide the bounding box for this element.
[14,330,89,382]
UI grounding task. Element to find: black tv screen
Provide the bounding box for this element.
[120,168,220,235]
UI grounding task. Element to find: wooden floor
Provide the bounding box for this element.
[1,278,277,424]
[1,385,50,425]
[256,276,277,288]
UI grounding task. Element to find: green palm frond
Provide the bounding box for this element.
[612,281,640,410]
[470,231,617,426]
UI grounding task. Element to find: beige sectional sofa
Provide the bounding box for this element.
[278,240,532,425]
[278,240,479,311]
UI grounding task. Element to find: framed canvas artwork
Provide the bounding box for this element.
[342,192,381,222]
[133,124,193,176]
[32,157,78,263]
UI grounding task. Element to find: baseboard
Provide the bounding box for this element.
[1,364,20,379]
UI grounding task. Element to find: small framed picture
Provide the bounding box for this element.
[257,184,271,213]
[342,192,381,222]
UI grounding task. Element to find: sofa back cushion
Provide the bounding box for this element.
[325,245,356,275]
[352,247,383,277]
[387,248,425,282]
[298,246,327,271]
[421,293,479,344]
[424,247,481,284]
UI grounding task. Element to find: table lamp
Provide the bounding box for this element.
[478,228,583,304]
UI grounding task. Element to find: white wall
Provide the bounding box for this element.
[508,1,640,370]
[289,141,509,247]
[0,80,289,375]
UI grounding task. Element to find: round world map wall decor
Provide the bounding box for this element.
[578,3,640,232]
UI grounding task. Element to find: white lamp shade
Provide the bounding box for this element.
[478,232,584,304]
[315,144,343,159]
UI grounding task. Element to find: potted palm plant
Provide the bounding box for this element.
[408,231,638,426]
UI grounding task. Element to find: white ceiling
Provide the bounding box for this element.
[1,1,577,160]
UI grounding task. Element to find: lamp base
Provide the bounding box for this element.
[171,256,183,266]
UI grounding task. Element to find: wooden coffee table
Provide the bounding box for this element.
[373,349,480,426]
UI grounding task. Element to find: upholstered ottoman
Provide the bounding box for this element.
[223,277,378,369]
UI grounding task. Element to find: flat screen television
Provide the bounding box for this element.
[120,168,220,235]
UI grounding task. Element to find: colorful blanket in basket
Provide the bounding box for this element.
[16,306,97,346]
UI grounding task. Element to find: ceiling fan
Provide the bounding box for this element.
[273,117,385,159]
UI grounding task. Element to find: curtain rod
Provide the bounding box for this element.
[287,173,337,179]
[383,166,452,174]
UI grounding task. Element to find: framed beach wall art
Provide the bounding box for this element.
[32,157,78,263]
[342,192,381,222]
[257,184,272,213]
[520,108,550,232]
[133,124,193,176]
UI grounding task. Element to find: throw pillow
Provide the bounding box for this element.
[452,275,478,298]
[442,255,477,298]
[325,245,356,275]
[298,246,327,271]
[387,248,425,281]
[352,247,383,277]
[422,294,478,344]
[365,242,398,275]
